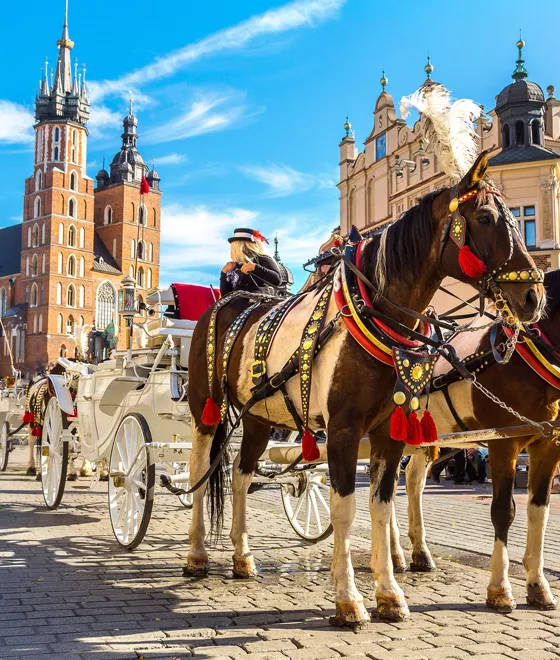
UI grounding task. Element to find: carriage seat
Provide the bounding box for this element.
[147,283,220,321]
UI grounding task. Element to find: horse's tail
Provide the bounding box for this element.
[208,421,230,539]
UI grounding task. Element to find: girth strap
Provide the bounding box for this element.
[441,386,469,432]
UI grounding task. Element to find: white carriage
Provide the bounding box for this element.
[40,282,335,549]
[0,375,29,472]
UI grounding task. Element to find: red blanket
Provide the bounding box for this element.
[171,283,220,321]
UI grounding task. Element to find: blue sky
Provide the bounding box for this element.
[1,0,559,290]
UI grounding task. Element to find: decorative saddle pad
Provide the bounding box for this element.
[171,283,221,321]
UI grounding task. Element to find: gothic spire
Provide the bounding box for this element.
[512,34,528,82]
[53,0,74,95]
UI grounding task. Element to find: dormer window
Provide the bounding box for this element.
[531,119,541,146]
[502,124,511,149]
[515,121,525,145]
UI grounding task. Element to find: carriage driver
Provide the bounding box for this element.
[220,228,282,296]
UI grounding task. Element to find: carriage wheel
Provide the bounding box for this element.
[108,414,155,551]
[40,397,69,509]
[281,470,333,542]
[0,421,10,472]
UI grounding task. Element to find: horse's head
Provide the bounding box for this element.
[439,151,545,323]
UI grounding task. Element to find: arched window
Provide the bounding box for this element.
[57,314,63,333]
[531,120,541,145]
[32,224,40,247]
[30,283,38,307]
[42,253,46,274]
[79,256,85,278]
[67,315,75,335]
[25,286,29,303]
[68,198,76,218]
[137,241,145,260]
[131,239,136,259]
[68,224,76,247]
[38,315,43,333]
[54,146,59,161]
[35,170,42,191]
[79,285,85,308]
[34,197,41,218]
[502,124,510,149]
[104,205,113,225]
[149,243,153,262]
[515,120,525,145]
[40,284,44,305]
[70,171,77,191]
[0,288,6,317]
[138,205,146,225]
[59,344,67,357]
[68,255,76,277]
[153,209,157,226]
[25,256,29,277]
[31,254,38,277]
[57,252,63,274]
[79,227,85,248]
[148,268,153,289]
[71,130,77,162]
[56,282,62,305]
[54,127,60,142]
[67,284,76,307]
[37,128,43,162]
[58,222,64,244]
[41,223,46,244]
[96,281,117,330]
[27,227,31,248]
[79,315,84,327]
[112,238,117,257]
[33,315,37,334]
[137,266,145,288]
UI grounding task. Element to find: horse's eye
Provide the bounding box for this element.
[478,214,492,225]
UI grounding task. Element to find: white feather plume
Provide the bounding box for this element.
[71,324,91,361]
[400,84,482,178]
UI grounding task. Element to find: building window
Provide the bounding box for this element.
[58,252,63,274]
[35,170,42,191]
[137,266,145,288]
[25,256,29,277]
[131,239,136,259]
[68,255,77,277]
[33,315,37,334]
[41,223,46,244]
[68,198,76,218]
[40,284,44,305]
[70,171,77,191]
[31,254,38,277]
[54,146,59,161]
[42,253,46,274]
[34,197,41,219]
[25,287,29,303]
[524,220,536,247]
[32,224,40,247]
[129,265,134,279]
[27,227,31,247]
[56,282,62,305]
[79,285,85,308]
[57,314,63,333]
[149,243,153,262]
[60,343,67,357]
[71,130,77,163]
[131,202,135,223]
[515,120,525,145]
[502,124,510,149]
[112,238,117,257]
[79,227,85,248]
[138,205,146,225]
[104,205,113,225]
[67,284,76,307]
[96,281,116,330]
[510,207,520,217]
[54,127,60,142]
[79,256,85,277]
[153,209,157,226]
[68,224,76,247]
[59,222,64,244]
[138,241,145,260]
[148,268,152,289]
[38,315,43,333]
[375,133,386,161]
[30,283,38,307]
[531,120,541,146]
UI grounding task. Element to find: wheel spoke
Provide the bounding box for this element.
[304,489,311,537]
[292,488,306,520]
[314,483,330,514]
[110,485,127,504]
[310,488,322,534]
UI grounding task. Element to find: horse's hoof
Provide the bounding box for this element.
[66,473,78,482]
[26,467,37,477]
[372,596,410,622]
[232,555,258,579]
[410,551,436,572]
[527,585,557,611]
[330,601,370,629]
[391,554,408,573]
[486,587,516,613]
[183,556,209,577]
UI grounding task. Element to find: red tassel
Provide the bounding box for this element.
[390,406,409,442]
[302,429,320,462]
[420,410,438,443]
[201,398,221,426]
[31,426,42,438]
[22,411,34,423]
[459,245,487,279]
[406,412,424,446]
[140,176,150,195]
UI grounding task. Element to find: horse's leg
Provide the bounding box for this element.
[230,418,270,578]
[328,421,369,629]
[487,441,519,612]
[389,499,407,573]
[524,439,559,610]
[184,424,215,576]
[406,451,436,572]
[370,433,409,621]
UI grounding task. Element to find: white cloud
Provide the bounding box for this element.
[155,153,187,165]
[143,91,252,144]
[0,101,34,144]
[240,163,338,197]
[89,0,346,101]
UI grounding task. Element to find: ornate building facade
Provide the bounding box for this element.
[333,41,560,309]
[0,9,161,378]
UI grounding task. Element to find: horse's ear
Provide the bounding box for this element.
[459,150,489,193]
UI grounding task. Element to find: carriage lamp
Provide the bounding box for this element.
[118,276,137,351]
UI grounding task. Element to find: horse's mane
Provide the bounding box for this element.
[544,269,560,312]
[363,190,441,295]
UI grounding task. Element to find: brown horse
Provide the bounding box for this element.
[396,269,560,614]
[186,151,545,628]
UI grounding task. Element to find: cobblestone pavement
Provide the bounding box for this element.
[2,449,560,660]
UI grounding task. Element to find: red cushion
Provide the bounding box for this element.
[170,283,220,321]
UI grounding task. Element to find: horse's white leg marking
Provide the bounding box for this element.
[330,491,369,626]
[524,502,556,609]
[230,452,257,577]
[389,499,407,572]
[186,425,213,575]
[370,461,409,621]
[27,429,35,469]
[406,453,435,571]
[487,539,514,610]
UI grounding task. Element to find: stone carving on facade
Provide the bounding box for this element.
[539,178,557,245]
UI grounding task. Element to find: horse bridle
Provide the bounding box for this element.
[440,182,544,324]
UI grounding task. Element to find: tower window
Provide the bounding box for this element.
[502,124,510,149]
[67,284,76,307]
[57,282,62,305]
[96,281,116,330]
[137,241,145,260]
[54,127,60,142]
[68,255,76,277]
[32,224,40,247]
[41,224,46,244]
[515,121,525,145]
[137,267,145,288]
[531,120,541,146]
[58,252,63,274]
[70,172,77,191]
[36,170,42,191]
[59,222,64,244]
[39,315,43,333]
[57,314,63,333]
[148,268,153,289]
[138,205,146,225]
[79,256,85,277]
[68,198,76,218]
[104,205,113,225]
[68,225,76,247]
[40,284,44,305]
[79,227,85,248]
[34,197,41,219]
[67,315,75,334]
[31,254,38,277]
[30,283,38,307]
[79,285,85,308]
[153,209,157,226]
[54,146,59,161]
[60,343,67,357]
[131,239,136,259]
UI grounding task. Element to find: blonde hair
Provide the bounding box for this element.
[230,239,266,265]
